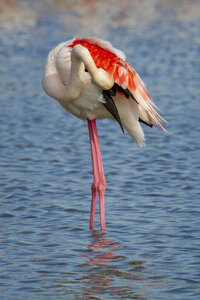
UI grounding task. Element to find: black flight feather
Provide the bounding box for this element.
[109,85,117,97]
[139,118,153,128]
[102,89,124,133]
[114,83,138,104]
[125,88,138,103]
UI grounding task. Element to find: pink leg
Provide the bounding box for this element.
[88,120,99,230]
[88,120,106,232]
[90,120,106,231]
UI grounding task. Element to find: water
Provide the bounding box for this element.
[0,0,200,299]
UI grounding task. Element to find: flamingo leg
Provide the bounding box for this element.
[88,120,99,230]
[88,120,106,232]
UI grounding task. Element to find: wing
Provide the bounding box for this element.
[69,37,167,132]
[100,52,167,132]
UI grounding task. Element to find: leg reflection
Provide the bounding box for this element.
[76,231,146,299]
[86,230,122,265]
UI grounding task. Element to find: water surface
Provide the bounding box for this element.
[0,0,200,299]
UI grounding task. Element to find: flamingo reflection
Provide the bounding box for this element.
[87,230,122,265]
[75,231,146,299]
[75,230,122,265]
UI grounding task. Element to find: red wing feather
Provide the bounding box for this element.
[69,38,167,131]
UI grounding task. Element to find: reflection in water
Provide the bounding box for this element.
[87,230,122,265]
[74,231,166,299]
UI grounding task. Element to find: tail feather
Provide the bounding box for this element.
[114,94,145,147]
[131,73,167,132]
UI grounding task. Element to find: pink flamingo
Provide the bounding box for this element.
[42,37,166,232]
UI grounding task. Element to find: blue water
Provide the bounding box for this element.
[0,1,200,299]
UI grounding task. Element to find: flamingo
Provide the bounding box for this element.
[42,37,166,232]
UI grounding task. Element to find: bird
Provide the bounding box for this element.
[42,37,166,232]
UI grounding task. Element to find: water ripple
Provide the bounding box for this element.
[0,0,200,299]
